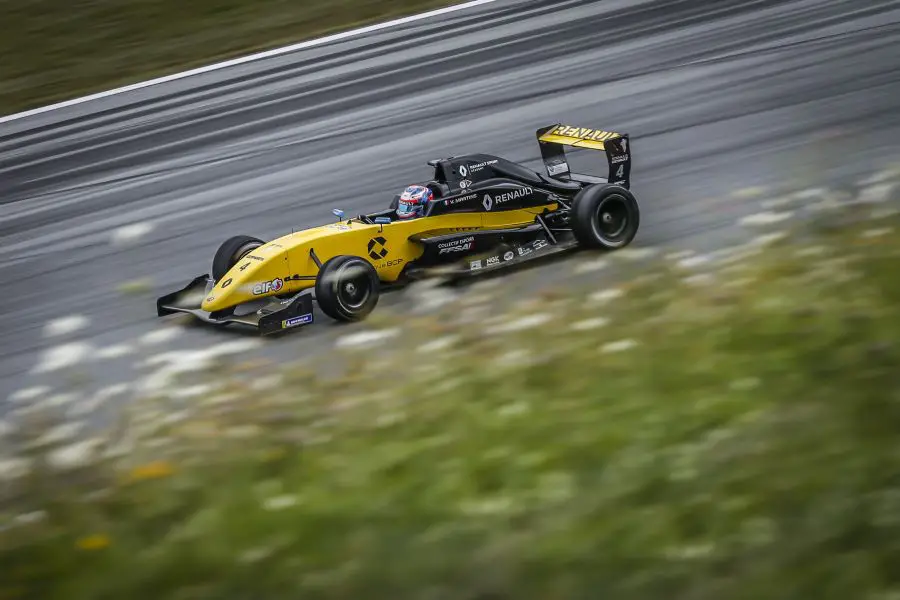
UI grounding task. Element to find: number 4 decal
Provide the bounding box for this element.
[616,164,624,177]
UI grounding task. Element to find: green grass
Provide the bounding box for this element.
[0,0,455,116]
[2,175,900,599]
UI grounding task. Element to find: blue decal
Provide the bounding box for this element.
[282,313,313,329]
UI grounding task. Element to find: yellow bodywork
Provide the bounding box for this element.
[537,124,623,151]
[200,203,555,312]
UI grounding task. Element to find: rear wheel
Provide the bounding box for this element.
[570,184,640,249]
[315,255,381,322]
[212,235,266,281]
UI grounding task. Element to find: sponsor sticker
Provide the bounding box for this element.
[437,236,475,250]
[445,193,476,206]
[486,256,500,266]
[470,260,482,271]
[221,278,232,288]
[469,159,497,173]
[282,313,313,329]
[206,296,215,303]
[252,278,284,295]
[459,179,473,189]
[239,262,251,271]
[533,239,549,251]
[518,245,533,257]
[368,236,388,260]
[503,251,515,261]
[375,258,404,269]
[482,186,533,211]
[547,162,569,175]
[248,255,264,261]
[459,165,468,177]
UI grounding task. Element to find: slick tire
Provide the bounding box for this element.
[212,235,266,282]
[570,184,640,250]
[315,255,381,322]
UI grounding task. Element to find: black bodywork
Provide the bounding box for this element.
[359,125,633,278]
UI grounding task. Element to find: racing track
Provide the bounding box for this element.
[1,0,899,401]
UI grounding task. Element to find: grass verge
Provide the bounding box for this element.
[2,174,900,599]
[1,0,455,116]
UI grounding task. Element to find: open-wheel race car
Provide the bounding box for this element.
[156,123,640,334]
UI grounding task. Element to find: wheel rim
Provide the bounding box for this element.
[232,242,261,264]
[335,263,371,312]
[592,195,630,245]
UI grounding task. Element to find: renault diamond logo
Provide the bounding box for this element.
[459,165,468,177]
[367,236,388,260]
[482,194,493,211]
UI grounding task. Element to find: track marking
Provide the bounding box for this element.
[0,0,499,124]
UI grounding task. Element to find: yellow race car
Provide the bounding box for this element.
[156,123,640,334]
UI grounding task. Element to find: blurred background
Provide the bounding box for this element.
[1,0,899,597]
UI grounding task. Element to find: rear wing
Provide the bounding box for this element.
[536,124,631,189]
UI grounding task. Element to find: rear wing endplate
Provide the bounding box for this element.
[536,124,631,189]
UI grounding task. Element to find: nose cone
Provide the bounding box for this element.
[200,274,242,313]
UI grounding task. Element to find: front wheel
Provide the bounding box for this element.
[315,255,381,322]
[570,185,640,249]
[212,235,266,281]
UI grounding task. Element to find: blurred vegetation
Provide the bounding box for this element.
[2,176,900,598]
[0,0,453,115]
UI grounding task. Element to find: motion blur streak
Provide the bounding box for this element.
[1,0,899,397]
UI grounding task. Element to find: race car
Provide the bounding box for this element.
[156,123,640,334]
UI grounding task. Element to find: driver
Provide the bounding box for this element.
[396,184,433,219]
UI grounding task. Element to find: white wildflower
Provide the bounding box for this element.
[417,335,459,353]
[14,511,47,525]
[110,221,154,246]
[459,496,513,516]
[46,438,102,470]
[739,211,793,227]
[665,250,695,261]
[139,328,183,346]
[569,317,609,331]
[729,377,760,391]
[664,543,715,560]
[31,342,93,373]
[262,495,299,511]
[601,339,638,354]
[614,247,657,261]
[862,227,893,239]
[96,344,135,359]
[857,183,895,204]
[732,187,766,199]
[677,254,710,269]
[43,315,90,338]
[486,312,552,334]
[683,273,715,286]
[335,328,400,349]
[497,401,530,418]
[573,257,608,274]
[250,374,283,391]
[588,288,624,304]
[795,245,826,258]
[7,386,51,403]
[30,422,84,446]
[0,458,32,481]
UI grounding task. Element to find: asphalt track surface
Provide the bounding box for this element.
[1,0,899,402]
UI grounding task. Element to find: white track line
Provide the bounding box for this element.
[0,0,499,125]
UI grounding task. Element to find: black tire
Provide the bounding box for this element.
[315,255,381,322]
[212,235,266,282]
[570,184,640,249]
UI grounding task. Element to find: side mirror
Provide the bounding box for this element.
[374,216,390,232]
[332,208,344,221]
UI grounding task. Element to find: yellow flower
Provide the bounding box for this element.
[128,460,174,481]
[76,534,110,551]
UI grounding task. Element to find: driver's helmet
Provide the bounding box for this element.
[396,184,433,219]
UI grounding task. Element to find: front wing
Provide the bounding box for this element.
[156,275,314,335]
